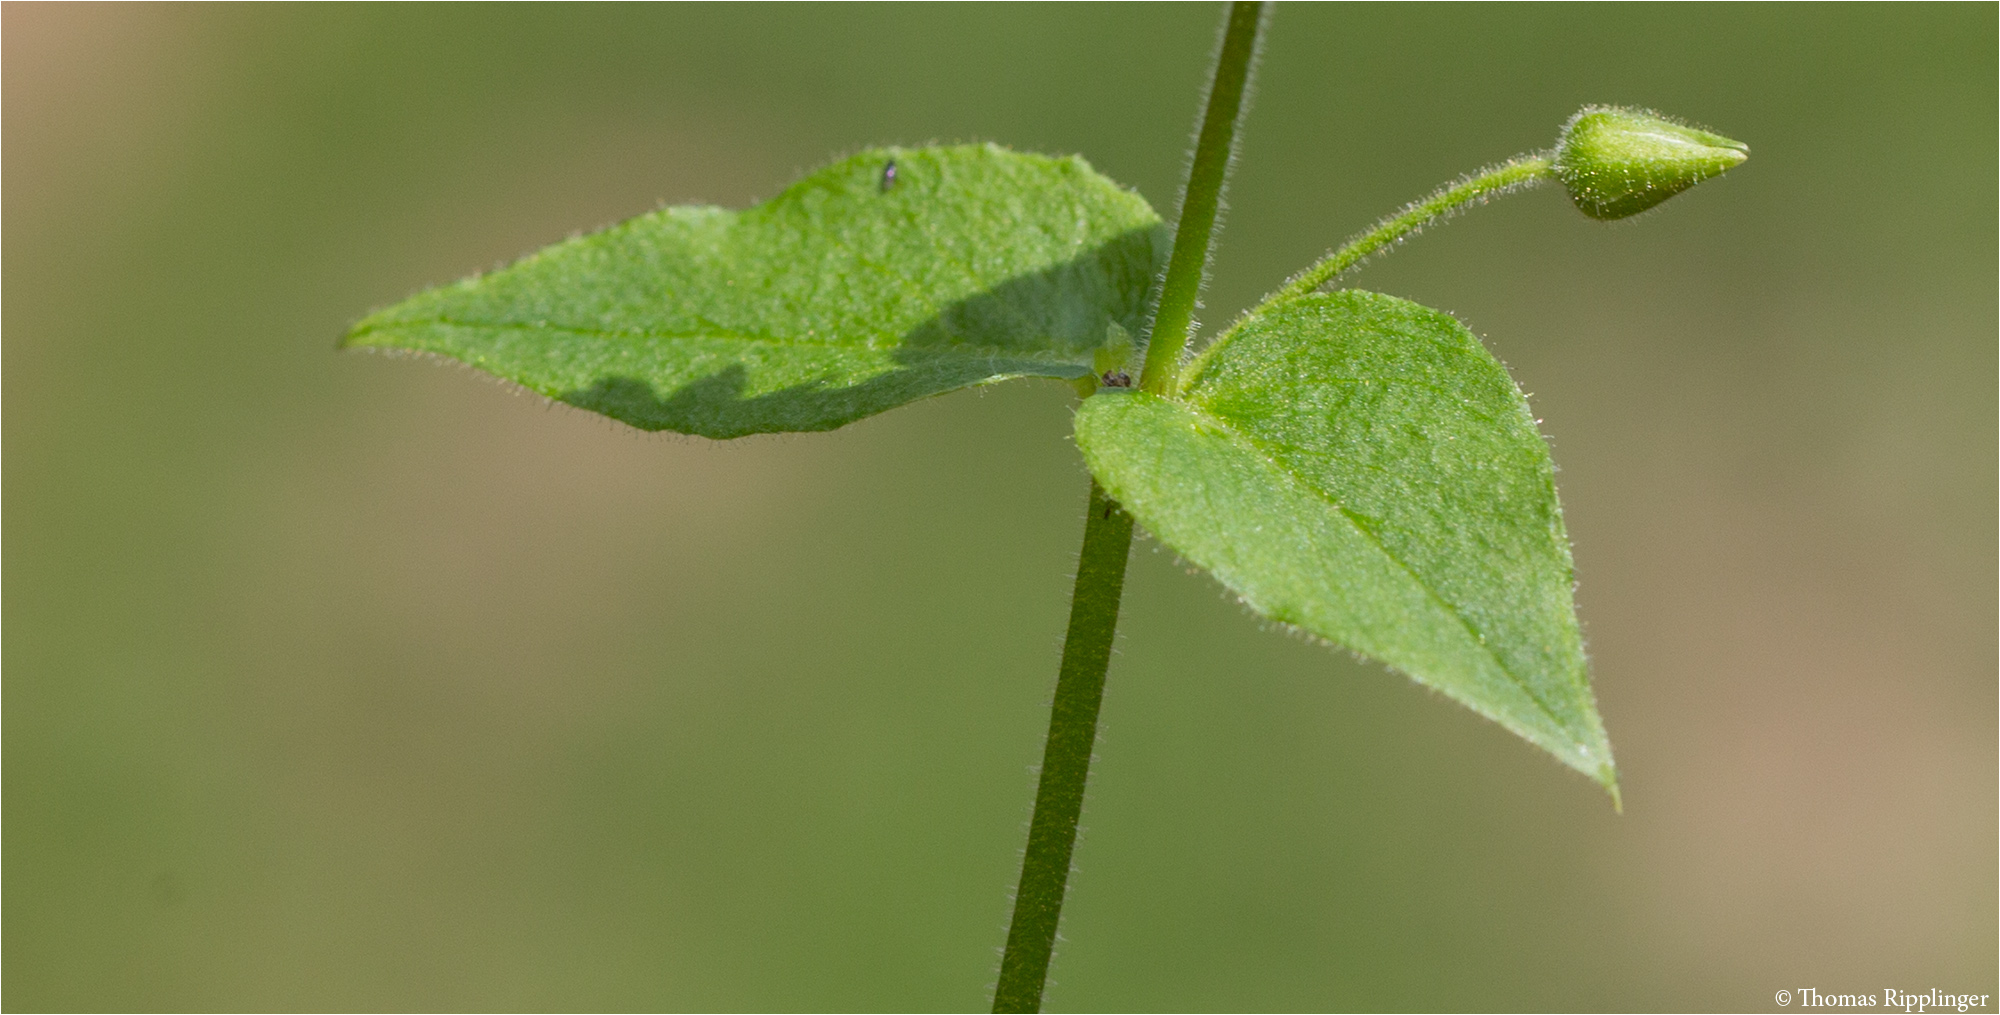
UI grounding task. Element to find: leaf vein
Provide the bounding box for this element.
[1175,398,1574,736]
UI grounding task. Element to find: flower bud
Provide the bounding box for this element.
[1552,106,1747,220]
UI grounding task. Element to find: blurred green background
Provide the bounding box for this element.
[6,4,1994,1011]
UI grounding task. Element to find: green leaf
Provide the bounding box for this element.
[346,144,1166,438]
[1074,290,1616,793]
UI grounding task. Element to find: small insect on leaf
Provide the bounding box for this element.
[881,159,897,191]
[1100,370,1132,388]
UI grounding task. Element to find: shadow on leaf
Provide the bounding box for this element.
[561,225,1162,439]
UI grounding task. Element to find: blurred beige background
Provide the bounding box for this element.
[6,4,1993,1011]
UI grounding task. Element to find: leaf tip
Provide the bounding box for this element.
[1572,741,1620,809]
[337,320,377,351]
[1565,733,1620,806]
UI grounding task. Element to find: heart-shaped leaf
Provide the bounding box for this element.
[346,144,1166,438]
[1074,290,1615,792]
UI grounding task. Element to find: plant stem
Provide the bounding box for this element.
[992,481,1133,1013]
[1138,0,1270,398]
[992,6,1268,1012]
[1266,153,1553,305]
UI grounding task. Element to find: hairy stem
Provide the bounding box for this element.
[992,6,1268,1011]
[992,482,1134,1013]
[1138,0,1270,398]
[1267,153,1553,305]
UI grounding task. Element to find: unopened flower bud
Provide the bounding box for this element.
[1553,106,1747,220]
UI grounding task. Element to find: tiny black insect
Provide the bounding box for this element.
[1100,370,1132,388]
[880,159,897,191]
